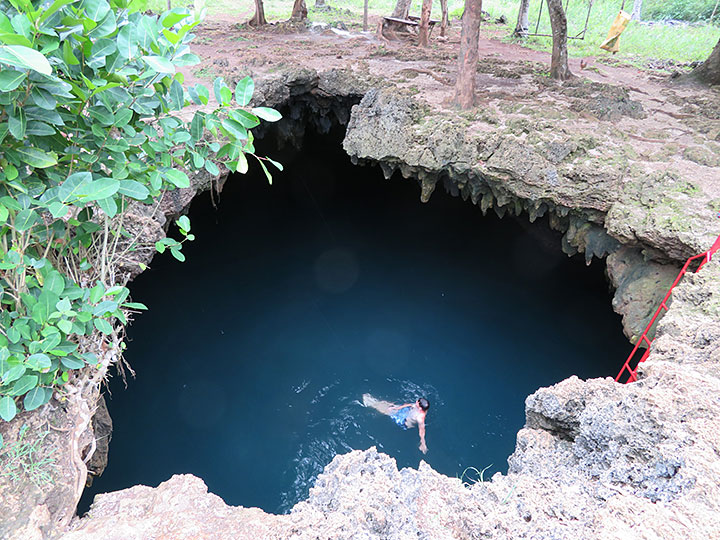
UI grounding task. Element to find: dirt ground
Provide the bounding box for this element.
[179,15,720,203]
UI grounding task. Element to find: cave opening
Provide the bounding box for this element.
[79,120,629,515]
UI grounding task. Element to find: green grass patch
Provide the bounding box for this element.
[0,425,56,488]
[149,1,718,64]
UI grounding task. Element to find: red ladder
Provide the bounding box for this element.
[616,233,720,384]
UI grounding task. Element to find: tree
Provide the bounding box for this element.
[689,38,720,85]
[439,0,449,37]
[0,2,281,429]
[454,0,483,108]
[631,0,642,21]
[514,0,531,37]
[546,0,573,80]
[418,0,433,46]
[249,0,267,26]
[291,0,308,20]
[392,0,412,19]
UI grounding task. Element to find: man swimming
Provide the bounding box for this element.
[363,393,430,454]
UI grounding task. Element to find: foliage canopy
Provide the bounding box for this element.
[0,0,280,435]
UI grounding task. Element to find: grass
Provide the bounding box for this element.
[149,0,719,64]
[0,424,56,489]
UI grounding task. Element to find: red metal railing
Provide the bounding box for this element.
[616,233,720,384]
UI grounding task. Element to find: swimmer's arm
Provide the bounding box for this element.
[388,403,414,412]
[418,418,427,454]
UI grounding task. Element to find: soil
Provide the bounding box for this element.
[180,15,720,219]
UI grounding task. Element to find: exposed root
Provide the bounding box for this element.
[401,67,453,86]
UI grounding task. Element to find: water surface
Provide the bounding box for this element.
[80,126,628,514]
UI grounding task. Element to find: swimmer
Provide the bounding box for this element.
[363,393,429,454]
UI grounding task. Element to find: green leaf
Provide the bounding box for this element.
[62,40,79,66]
[17,147,58,168]
[97,196,117,217]
[93,300,118,316]
[177,215,190,232]
[14,209,38,232]
[143,55,175,74]
[11,374,38,396]
[221,118,248,140]
[30,86,56,110]
[26,353,51,370]
[235,152,248,174]
[93,318,113,334]
[213,77,225,105]
[44,271,65,295]
[8,106,26,140]
[0,33,33,47]
[0,45,51,75]
[39,0,79,25]
[91,37,116,58]
[235,76,254,106]
[89,105,114,126]
[57,319,73,334]
[89,282,105,303]
[3,365,26,385]
[231,109,260,129]
[161,11,191,28]
[266,157,283,171]
[48,202,69,218]
[0,69,25,91]
[252,107,282,122]
[0,396,16,422]
[79,178,120,201]
[258,159,273,185]
[80,0,110,22]
[116,22,138,60]
[118,180,149,200]
[164,169,190,189]
[122,302,148,310]
[60,356,84,369]
[24,386,51,411]
[0,204,8,224]
[58,172,92,203]
[204,160,219,176]
[170,247,185,262]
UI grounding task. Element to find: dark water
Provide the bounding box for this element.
[80,126,628,515]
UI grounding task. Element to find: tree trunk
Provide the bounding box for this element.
[439,0,449,36]
[453,0,482,108]
[514,0,530,37]
[418,0,433,46]
[690,38,720,85]
[391,0,412,19]
[546,0,572,80]
[249,0,267,26]
[315,0,326,6]
[291,0,308,20]
[364,0,369,31]
[631,0,642,21]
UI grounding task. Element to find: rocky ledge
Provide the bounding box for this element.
[63,259,720,538]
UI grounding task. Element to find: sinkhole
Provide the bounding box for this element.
[80,122,629,515]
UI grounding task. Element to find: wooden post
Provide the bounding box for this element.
[453,0,483,108]
[418,0,433,47]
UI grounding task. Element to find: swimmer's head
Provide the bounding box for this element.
[417,397,430,411]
